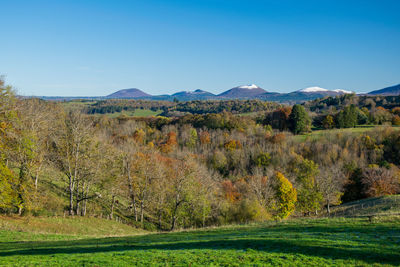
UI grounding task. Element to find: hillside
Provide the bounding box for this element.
[171,89,216,100]
[106,88,151,98]
[0,216,145,238]
[218,84,267,98]
[328,195,400,218]
[369,84,400,95]
[1,217,399,266]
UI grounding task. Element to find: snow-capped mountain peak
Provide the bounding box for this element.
[299,86,329,93]
[332,89,354,94]
[298,86,353,94]
[238,84,259,89]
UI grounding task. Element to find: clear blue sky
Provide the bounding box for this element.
[1,0,399,96]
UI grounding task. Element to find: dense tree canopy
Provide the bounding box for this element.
[1,77,400,230]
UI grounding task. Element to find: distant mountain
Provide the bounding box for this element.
[257,86,353,103]
[103,84,357,103]
[107,88,151,98]
[368,84,400,95]
[297,86,354,95]
[218,84,267,98]
[171,89,216,100]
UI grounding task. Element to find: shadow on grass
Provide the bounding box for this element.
[1,222,399,265]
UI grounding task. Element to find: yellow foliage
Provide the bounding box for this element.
[274,172,297,219]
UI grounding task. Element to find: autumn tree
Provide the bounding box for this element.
[0,78,35,214]
[50,111,94,215]
[290,156,322,215]
[317,165,345,215]
[362,166,400,197]
[273,172,297,219]
[322,115,334,129]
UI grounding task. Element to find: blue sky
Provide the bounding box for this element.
[1,0,399,96]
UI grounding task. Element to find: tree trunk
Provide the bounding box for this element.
[202,206,206,228]
[68,175,75,216]
[69,185,74,216]
[17,163,26,215]
[110,195,115,220]
[18,206,23,216]
[326,202,331,216]
[34,169,39,190]
[158,212,162,230]
[125,160,138,221]
[171,215,177,231]
[82,184,89,216]
[140,201,144,225]
[170,200,181,231]
[75,182,80,215]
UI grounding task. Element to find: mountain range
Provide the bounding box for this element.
[39,83,399,103]
[106,84,361,102]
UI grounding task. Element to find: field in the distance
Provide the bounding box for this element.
[105,109,163,118]
[293,125,400,142]
[1,216,399,266]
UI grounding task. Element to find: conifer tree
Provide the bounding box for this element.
[288,104,311,134]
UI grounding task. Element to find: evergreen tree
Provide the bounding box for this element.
[336,105,358,128]
[288,104,311,134]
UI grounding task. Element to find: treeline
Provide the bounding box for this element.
[306,94,400,112]
[306,94,400,127]
[1,78,400,231]
[86,99,281,117]
[261,104,400,133]
[86,99,173,114]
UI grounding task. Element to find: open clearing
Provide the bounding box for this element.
[293,125,400,142]
[106,109,163,118]
[1,216,399,266]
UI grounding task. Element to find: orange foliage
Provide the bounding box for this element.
[392,115,400,126]
[133,129,145,144]
[269,133,286,144]
[392,107,400,116]
[160,132,178,153]
[199,131,211,145]
[224,140,242,151]
[221,180,241,202]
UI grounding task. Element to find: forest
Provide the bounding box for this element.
[1,78,400,231]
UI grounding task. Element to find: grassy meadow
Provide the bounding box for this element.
[1,216,400,266]
[292,125,400,142]
[105,109,163,118]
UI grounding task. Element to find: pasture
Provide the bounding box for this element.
[1,216,399,266]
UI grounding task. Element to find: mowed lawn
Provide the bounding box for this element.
[1,217,400,266]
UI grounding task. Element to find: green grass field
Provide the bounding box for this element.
[106,109,162,118]
[293,125,400,142]
[1,216,400,266]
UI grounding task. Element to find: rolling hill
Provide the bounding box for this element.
[171,89,216,100]
[368,84,400,95]
[107,88,151,98]
[218,84,267,98]
[45,83,400,103]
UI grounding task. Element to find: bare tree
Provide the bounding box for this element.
[317,165,345,215]
[362,166,400,197]
[50,111,93,215]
